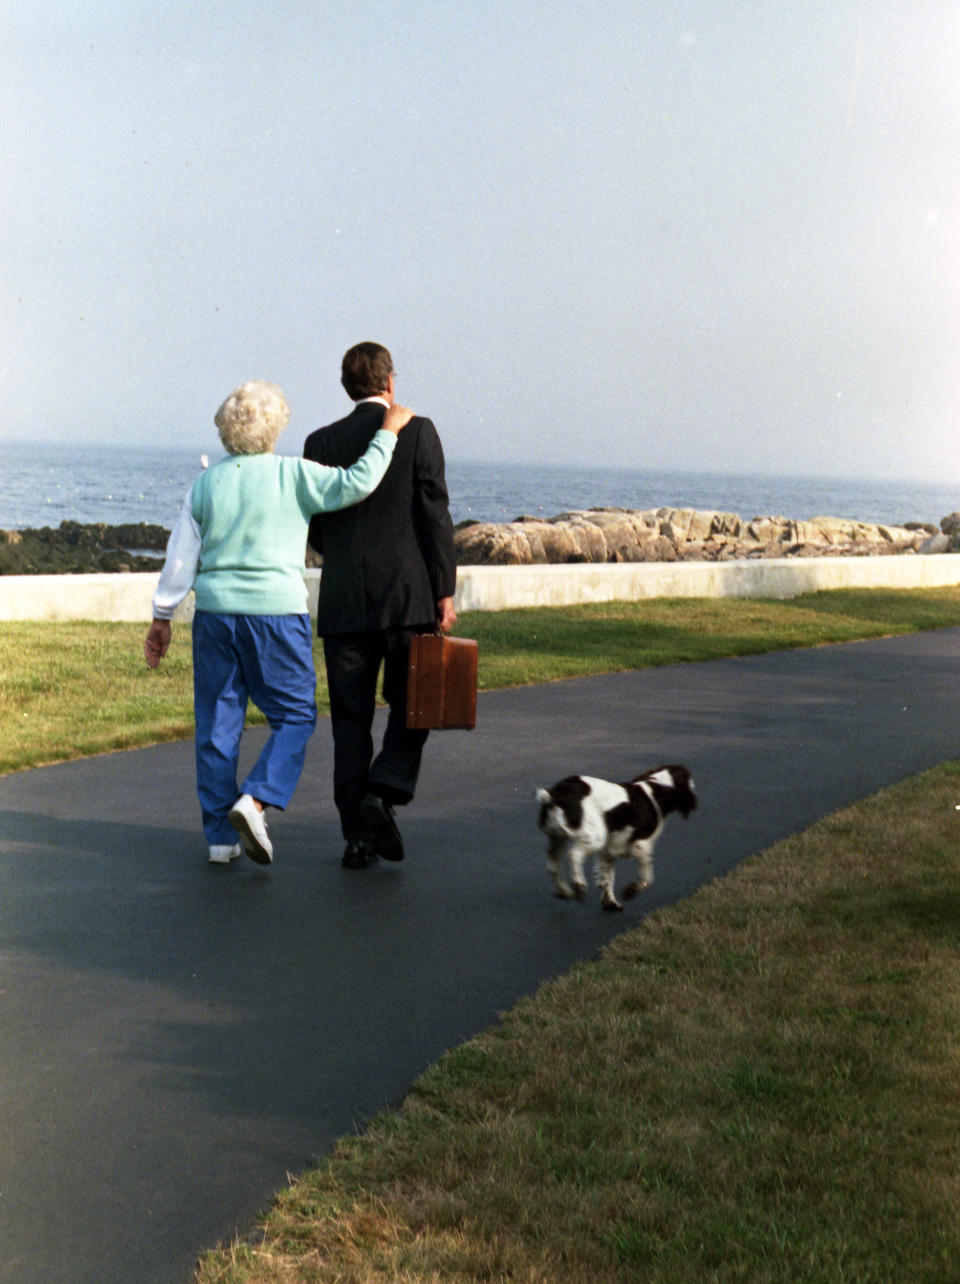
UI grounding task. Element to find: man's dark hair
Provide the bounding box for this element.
[341,342,394,401]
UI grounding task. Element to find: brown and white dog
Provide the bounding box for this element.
[535,764,697,911]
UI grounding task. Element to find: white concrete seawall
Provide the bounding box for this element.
[3,555,960,622]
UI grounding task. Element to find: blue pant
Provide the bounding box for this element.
[192,612,318,845]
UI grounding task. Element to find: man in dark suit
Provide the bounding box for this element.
[304,342,457,868]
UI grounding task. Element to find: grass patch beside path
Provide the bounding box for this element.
[468,586,960,686]
[194,762,960,1283]
[3,586,960,775]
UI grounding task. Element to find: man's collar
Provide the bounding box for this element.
[356,396,390,409]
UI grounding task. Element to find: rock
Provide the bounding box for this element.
[644,535,679,562]
[744,517,781,544]
[920,532,951,555]
[531,523,579,563]
[792,519,825,544]
[459,525,536,565]
[0,522,169,575]
[451,506,947,566]
[687,511,714,542]
[711,512,742,537]
[565,515,607,562]
[659,518,686,544]
[584,510,659,562]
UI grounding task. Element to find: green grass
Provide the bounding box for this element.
[468,587,960,685]
[193,762,960,1282]
[3,586,960,775]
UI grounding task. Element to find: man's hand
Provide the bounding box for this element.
[144,619,172,668]
[382,403,413,436]
[436,596,457,633]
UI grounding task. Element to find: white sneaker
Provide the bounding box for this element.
[208,843,241,864]
[228,794,274,865]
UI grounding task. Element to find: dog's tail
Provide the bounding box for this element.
[535,787,565,837]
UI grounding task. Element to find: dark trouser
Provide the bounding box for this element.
[322,630,430,840]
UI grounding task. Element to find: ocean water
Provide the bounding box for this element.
[2,439,959,532]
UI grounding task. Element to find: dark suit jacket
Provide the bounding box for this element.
[303,401,457,636]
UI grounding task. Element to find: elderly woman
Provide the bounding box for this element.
[144,379,411,867]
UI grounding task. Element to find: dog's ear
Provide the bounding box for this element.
[678,788,698,817]
[675,766,697,817]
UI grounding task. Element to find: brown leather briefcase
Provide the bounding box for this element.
[406,633,478,730]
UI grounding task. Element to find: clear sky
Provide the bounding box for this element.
[3,1,959,481]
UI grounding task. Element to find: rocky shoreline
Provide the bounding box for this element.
[453,507,960,565]
[4,509,960,575]
[0,522,169,575]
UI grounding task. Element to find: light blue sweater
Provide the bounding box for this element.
[152,430,396,618]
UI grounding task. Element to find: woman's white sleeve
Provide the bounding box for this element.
[151,484,201,619]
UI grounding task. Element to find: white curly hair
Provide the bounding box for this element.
[214,379,290,455]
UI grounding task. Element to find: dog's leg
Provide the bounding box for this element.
[595,853,622,911]
[566,844,589,900]
[548,838,577,899]
[623,843,654,901]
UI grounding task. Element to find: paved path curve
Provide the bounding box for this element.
[2,630,960,1282]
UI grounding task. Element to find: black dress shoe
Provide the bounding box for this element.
[342,838,379,869]
[358,793,404,862]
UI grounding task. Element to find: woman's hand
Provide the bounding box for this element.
[144,619,172,668]
[382,403,414,435]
